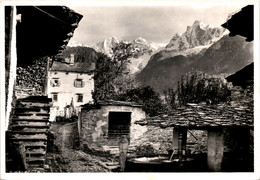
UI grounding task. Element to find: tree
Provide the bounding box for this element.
[164,71,231,108]
[163,88,177,110]
[92,42,134,103]
[92,53,118,102]
[117,86,165,116]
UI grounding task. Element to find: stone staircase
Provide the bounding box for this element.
[6,96,52,172]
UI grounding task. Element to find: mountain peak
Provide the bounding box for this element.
[192,20,207,30]
[193,20,201,25]
[134,37,148,43]
[166,21,226,51]
[172,33,181,40]
[109,36,120,41]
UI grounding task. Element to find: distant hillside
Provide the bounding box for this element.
[137,35,253,93]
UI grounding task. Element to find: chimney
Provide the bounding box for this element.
[70,54,74,65]
[91,62,96,70]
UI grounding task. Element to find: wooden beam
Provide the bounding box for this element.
[6,6,17,130]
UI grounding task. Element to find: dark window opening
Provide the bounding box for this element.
[52,93,58,101]
[74,79,85,88]
[108,112,131,143]
[77,94,83,102]
[51,78,60,87]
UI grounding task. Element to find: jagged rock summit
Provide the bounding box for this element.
[165,20,227,52]
[91,36,121,56]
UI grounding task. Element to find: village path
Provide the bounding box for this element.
[44,121,119,172]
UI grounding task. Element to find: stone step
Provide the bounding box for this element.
[16,102,52,108]
[10,133,48,140]
[14,113,50,117]
[9,130,49,134]
[11,138,48,142]
[104,145,136,155]
[17,96,52,103]
[8,95,52,172]
[15,107,50,114]
[13,115,50,120]
[19,141,47,149]
[26,167,45,172]
[11,127,49,133]
[26,157,45,163]
[25,151,46,157]
[12,121,49,126]
[12,118,49,122]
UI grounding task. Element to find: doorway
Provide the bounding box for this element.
[108,112,131,145]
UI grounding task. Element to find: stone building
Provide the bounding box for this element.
[78,101,147,151]
[47,56,95,118]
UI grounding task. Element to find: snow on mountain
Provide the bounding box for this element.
[127,53,154,74]
[131,37,162,51]
[68,40,88,47]
[91,36,121,57]
[91,36,162,56]
[148,20,229,63]
[127,37,166,74]
[91,36,163,74]
[165,20,228,52]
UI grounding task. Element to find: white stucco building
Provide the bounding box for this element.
[47,55,95,118]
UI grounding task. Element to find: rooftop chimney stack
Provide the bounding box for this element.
[70,54,74,65]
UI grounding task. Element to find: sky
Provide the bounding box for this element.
[68,4,249,46]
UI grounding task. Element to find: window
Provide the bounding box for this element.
[52,93,58,101]
[77,94,83,102]
[74,79,85,88]
[50,78,60,87]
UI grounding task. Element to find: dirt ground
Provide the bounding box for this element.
[44,121,119,172]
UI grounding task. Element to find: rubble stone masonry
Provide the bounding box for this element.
[79,105,146,151]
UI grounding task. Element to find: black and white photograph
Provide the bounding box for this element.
[1,0,259,179]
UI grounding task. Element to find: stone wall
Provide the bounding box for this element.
[79,105,146,151]
[50,122,79,151]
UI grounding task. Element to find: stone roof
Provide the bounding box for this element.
[50,61,95,73]
[136,87,253,129]
[16,6,83,66]
[226,62,253,87]
[221,5,253,42]
[135,103,253,129]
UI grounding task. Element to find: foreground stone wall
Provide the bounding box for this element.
[79,105,147,151]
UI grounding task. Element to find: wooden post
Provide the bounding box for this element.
[44,56,50,96]
[207,128,224,171]
[173,127,187,160]
[118,135,128,172]
[5,6,17,130]
[172,128,179,153]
